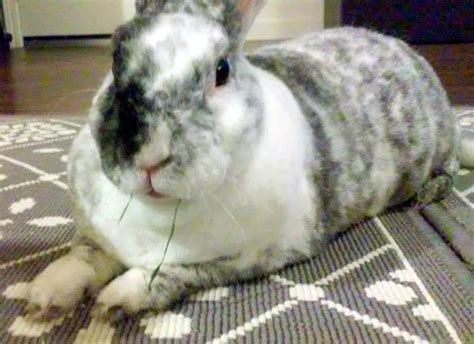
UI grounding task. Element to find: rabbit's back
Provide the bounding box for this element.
[248,27,458,232]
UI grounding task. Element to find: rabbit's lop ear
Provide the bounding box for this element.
[135,0,167,15]
[236,0,267,40]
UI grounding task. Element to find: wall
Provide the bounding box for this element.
[17,0,135,37]
[16,0,324,40]
[249,0,325,40]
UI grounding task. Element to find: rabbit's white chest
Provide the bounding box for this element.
[85,178,293,269]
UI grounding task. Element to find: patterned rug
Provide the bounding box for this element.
[0,112,473,343]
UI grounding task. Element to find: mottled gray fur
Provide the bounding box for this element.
[249,28,459,230]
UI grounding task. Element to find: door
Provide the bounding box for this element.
[7,0,325,47]
[341,0,473,44]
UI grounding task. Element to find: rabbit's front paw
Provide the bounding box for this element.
[26,256,95,320]
[91,269,152,322]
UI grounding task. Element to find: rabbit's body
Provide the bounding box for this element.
[69,27,458,271]
[250,28,459,231]
[25,1,463,321]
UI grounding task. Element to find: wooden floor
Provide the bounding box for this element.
[0,46,111,116]
[0,43,472,116]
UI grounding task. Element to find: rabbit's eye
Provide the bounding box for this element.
[216,58,231,87]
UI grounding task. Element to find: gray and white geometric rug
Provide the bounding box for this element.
[0,113,473,343]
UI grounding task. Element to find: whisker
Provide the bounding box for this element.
[200,191,209,208]
[206,190,246,239]
[118,194,134,224]
[225,175,273,213]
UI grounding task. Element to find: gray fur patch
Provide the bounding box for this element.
[249,27,458,231]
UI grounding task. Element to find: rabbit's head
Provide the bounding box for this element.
[89,0,266,200]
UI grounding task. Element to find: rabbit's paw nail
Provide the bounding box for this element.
[25,277,83,320]
[90,303,129,323]
[24,301,68,321]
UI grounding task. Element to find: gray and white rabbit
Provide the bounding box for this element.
[26,0,471,320]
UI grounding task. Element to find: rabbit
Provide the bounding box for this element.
[25,0,468,321]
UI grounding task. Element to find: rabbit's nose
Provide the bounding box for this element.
[141,157,172,176]
[140,158,171,199]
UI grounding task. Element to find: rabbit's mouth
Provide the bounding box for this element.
[147,189,170,200]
